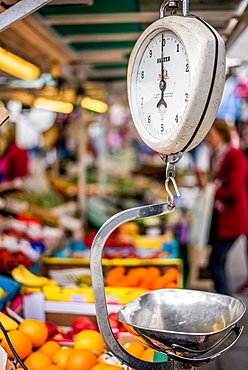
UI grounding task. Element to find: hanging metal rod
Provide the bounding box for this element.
[0,0,52,33]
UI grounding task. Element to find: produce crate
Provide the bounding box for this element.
[42,257,183,288]
[22,291,122,326]
[0,276,20,311]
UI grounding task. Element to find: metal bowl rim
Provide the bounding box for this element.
[118,289,246,337]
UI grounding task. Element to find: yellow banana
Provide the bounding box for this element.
[17,264,46,279]
[44,279,58,286]
[20,266,58,286]
[20,285,42,293]
[11,265,57,287]
[0,312,18,339]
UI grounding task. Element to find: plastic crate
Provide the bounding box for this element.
[0,275,20,311]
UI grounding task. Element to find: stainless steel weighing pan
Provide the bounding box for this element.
[91,201,246,368]
[118,289,246,355]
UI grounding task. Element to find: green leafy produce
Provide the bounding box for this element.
[18,191,64,209]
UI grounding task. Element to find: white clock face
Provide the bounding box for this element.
[129,29,190,143]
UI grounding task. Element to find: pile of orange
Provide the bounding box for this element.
[1,318,48,361]
[1,317,157,370]
[105,266,180,289]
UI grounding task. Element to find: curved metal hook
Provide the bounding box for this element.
[165,177,180,207]
[160,1,179,18]
[165,177,175,205]
[159,1,189,18]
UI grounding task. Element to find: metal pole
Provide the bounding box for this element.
[0,0,52,32]
[182,0,189,16]
[78,109,87,238]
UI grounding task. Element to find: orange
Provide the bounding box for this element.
[19,319,48,348]
[41,366,65,370]
[74,330,105,356]
[147,266,161,278]
[66,348,97,370]
[105,266,126,286]
[1,329,33,359]
[140,348,155,361]
[122,342,145,357]
[52,346,74,368]
[38,341,61,359]
[24,351,53,370]
[126,268,147,287]
[91,364,112,370]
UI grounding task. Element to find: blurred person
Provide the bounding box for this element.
[204,119,248,295]
[0,122,29,183]
[237,121,248,294]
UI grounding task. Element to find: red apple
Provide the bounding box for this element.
[108,312,118,322]
[45,321,58,338]
[72,316,93,333]
[66,329,76,339]
[52,333,68,340]
[86,323,99,332]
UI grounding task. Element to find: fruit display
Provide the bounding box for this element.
[105,266,180,290]
[0,215,65,266]
[71,316,98,333]
[43,256,183,295]
[44,316,99,341]
[32,315,125,342]
[0,312,19,340]
[0,248,33,276]
[17,191,64,210]
[73,273,92,288]
[0,315,153,370]
[84,221,179,260]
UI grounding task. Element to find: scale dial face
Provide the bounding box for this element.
[130,30,190,142]
[127,16,226,155]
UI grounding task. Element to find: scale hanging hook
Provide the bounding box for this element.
[160,0,189,18]
[160,1,179,18]
[163,154,182,207]
[165,174,180,206]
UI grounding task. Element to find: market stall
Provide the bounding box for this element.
[1,1,248,370]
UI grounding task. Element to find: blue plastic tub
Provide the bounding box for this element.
[0,275,20,311]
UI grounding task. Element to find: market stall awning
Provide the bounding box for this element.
[0,0,247,84]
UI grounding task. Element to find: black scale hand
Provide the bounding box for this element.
[157,34,167,109]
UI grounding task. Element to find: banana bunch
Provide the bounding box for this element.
[0,312,18,339]
[11,264,58,288]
